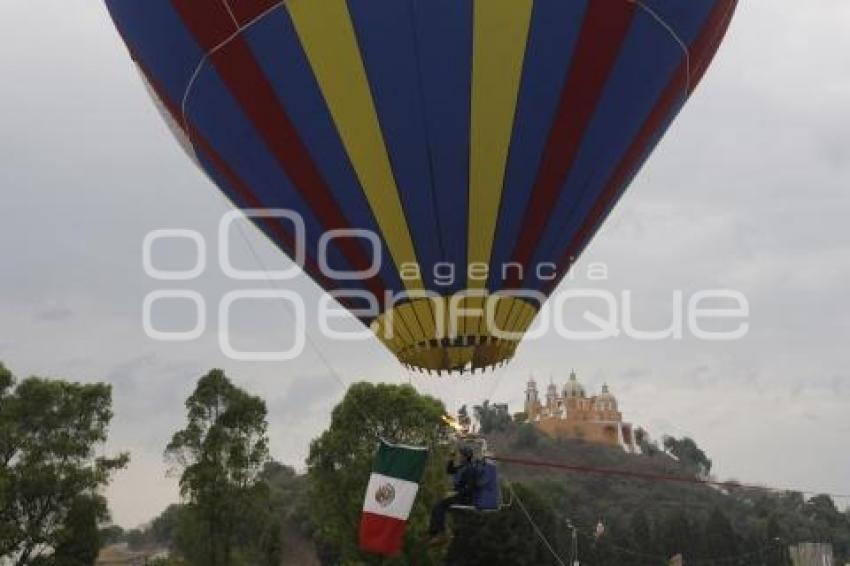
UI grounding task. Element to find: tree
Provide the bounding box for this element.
[0,363,128,564]
[165,369,271,566]
[99,524,125,546]
[445,484,560,566]
[662,437,712,478]
[765,515,792,566]
[513,423,540,450]
[147,504,185,550]
[472,401,511,434]
[628,509,655,559]
[702,507,739,561]
[659,509,697,561]
[634,427,659,456]
[51,495,106,566]
[804,494,842,527]
[306,382,449,564]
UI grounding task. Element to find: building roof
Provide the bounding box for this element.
[563,370,586,397]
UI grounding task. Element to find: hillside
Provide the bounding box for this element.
[109,386,850,566]
[441,424,850,565]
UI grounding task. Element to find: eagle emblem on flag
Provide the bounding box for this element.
[374,483,396,508]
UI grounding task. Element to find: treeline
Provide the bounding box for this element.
[462,403,850,565]
[4,362,849,565]
[104,462,311,565]
[105,370,314,566]
[132,380,850,565]
[0,363,128,565]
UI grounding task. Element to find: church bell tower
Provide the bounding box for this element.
[524,377,539,417]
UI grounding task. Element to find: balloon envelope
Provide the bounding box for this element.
[107,0,736,373]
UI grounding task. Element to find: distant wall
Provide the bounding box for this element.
[790,542,834,566]
[533,419,634,451]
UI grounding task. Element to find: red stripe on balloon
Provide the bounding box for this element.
[171,0,389,304]
[129,54,354,310]
[688,0,738,93]
[109,8,361,314]
[503,0,637,289]
[543,0,738,297]
[228,0,281,27]
[175,0,235,47]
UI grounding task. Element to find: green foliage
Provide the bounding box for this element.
[659,508,698,560]
[306,382,449,564]
[662,436,712,478]
[150,504,184,548]
[472,400,511,434]
[445,484,560,565]
[260,460,310,536]
[0,363,128,564]
[634,427,659,456]
[513,423,541,450]
[483,426,850,565]
[51,495,107,566]
[99,524,125,546]
[165,369,274,566]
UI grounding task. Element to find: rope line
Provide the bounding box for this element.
[490,455,850,499]
[506,482,568,566]
[180,3,284,139]
[569,519,784,566]
[632,0,692,94]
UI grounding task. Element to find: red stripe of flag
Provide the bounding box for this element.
[359,512,408,556]
[171,0,390,304]
[505,0,637,289]
[544,0,738,296]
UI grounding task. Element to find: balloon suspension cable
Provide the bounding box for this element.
[210,198,392,444]
[180,3,284,139]
[503,479,567,566]
[629,0,692,94]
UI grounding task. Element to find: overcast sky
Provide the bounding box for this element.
[1,0,849,528]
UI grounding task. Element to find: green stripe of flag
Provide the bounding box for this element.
[372,441,429,483]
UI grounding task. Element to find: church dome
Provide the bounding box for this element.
[562,370,586,398]
[595,384,618,411]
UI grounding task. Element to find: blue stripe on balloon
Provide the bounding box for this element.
[108,1,367,290]
[183,65,360,285]
[487,0,589,293]
[641,0,721,46]
[105,1,201,110]
[347,0,442,292]
[524,0,717,292]
[193,147,375,326]
[242,8,405,295]
[407,0,472,295]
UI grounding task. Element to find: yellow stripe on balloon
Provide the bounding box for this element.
[467,0,533,341]
[284,0,425,301]
[467,0,533,289]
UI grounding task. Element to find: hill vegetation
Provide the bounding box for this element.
[116,380,850,565]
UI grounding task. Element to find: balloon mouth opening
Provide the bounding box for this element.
[371,295,538,376]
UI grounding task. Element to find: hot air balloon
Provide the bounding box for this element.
[106,0,736,374]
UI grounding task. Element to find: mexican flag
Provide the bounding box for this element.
[358,440,429,556]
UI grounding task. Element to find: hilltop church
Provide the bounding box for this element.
[524,371,638,453]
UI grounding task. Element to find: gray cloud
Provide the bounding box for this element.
[35,307,75,323]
